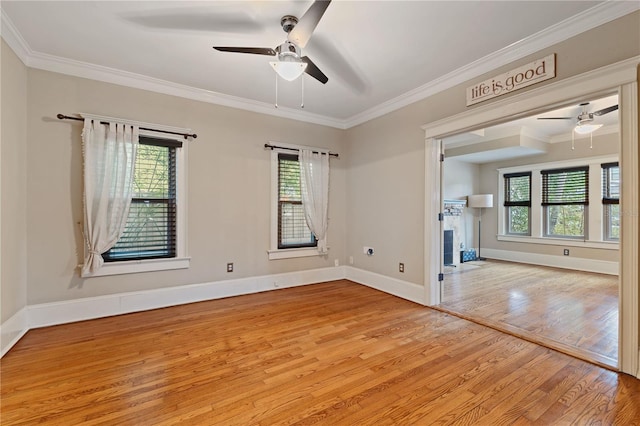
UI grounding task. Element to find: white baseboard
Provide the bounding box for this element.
[481,248,619,275]
[1,307,29,357]
[28,266,346,329]
[4,265,424,357]
[345,266,425,305]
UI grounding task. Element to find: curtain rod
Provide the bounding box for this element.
[57,114,197,140]
[264,143,339,158]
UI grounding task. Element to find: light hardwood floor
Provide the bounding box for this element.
[2,280,638,425]
[440,260,618,369]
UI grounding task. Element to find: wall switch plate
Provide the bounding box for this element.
[399,263,405,273]
[334,259,339,267]
[227,262,234,272]
[563,249,570,256]
[349,256,354,265]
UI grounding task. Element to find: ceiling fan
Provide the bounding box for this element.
[538,102,618,134]
[213,0,331,84]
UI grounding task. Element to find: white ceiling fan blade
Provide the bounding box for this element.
[288,0,331,48]
[123,10,265,33]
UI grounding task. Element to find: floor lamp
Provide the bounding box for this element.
[468,194,493,261]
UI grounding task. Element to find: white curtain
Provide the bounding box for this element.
[81,119,138,275]
[299,149,330,253]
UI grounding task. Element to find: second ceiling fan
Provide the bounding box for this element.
[213,0,331,84]
[538,101,618,134]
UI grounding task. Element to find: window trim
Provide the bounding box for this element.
[81,129,189,277]
[268,143,327,260]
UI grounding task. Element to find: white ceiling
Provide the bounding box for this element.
[1,1,637,129]
[444,93,620,163]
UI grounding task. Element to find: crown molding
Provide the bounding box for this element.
[26,50,347,129]
[0,6,32,64]
[2,2,638,130]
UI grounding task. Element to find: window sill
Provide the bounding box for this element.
[80,257,191,278]
[267,247,323,260]
[497,235,618,250]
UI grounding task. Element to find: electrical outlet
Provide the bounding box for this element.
[334,259,339,267]
[349,256,354,265]
[227,262,234,272]
[563,249,570,256]
[399,263,405,273]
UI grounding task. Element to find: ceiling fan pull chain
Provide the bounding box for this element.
[590,132,593,149]
[571,130,575,150]
[275,73,279,109]
[301,74,305,108]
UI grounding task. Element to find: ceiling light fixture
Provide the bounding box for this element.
[270,56,307,81]
[574,122,603,135]
[571,116,602,150]
[269,43,307,82]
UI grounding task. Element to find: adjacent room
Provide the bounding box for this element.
[1,1,639,424]
[440,94,620,369]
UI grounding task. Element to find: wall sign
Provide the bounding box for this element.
[466,54,556,106]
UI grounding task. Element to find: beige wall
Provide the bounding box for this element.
[1,40,28,322]
[25,69,347,305]
[345,12,639,286]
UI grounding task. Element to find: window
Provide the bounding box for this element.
[102,136,181,262]
[92,135,189,276]
[602,162,620,241]
[542,166,589,239]
[504,172,531,235]
[277,153,317,249]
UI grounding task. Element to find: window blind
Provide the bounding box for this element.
[541,166,589,206]
[601,162,620,205]
[103,136,180,261]
[504,172,531,207]
[278,153,316,249]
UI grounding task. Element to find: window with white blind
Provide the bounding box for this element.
[504,172,531,235]
[602,162,620,241]
[542,166,589,239]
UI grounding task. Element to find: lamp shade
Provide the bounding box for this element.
[468,194,493,208]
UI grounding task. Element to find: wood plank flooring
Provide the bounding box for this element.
[440,260,618,369]
[2,280,639,425]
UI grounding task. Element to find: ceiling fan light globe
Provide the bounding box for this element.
[574,123,603,135]
[269,61,307,81]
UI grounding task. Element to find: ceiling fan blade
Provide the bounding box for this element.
[288,0,331,48]
[593,105,618,116]
[537,117,573,120]
[308,34,368,93]
[213,47,276,56]
[123,11,265,33]
[301,56,328,84]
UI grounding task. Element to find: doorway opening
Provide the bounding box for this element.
[438,94,620,368]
